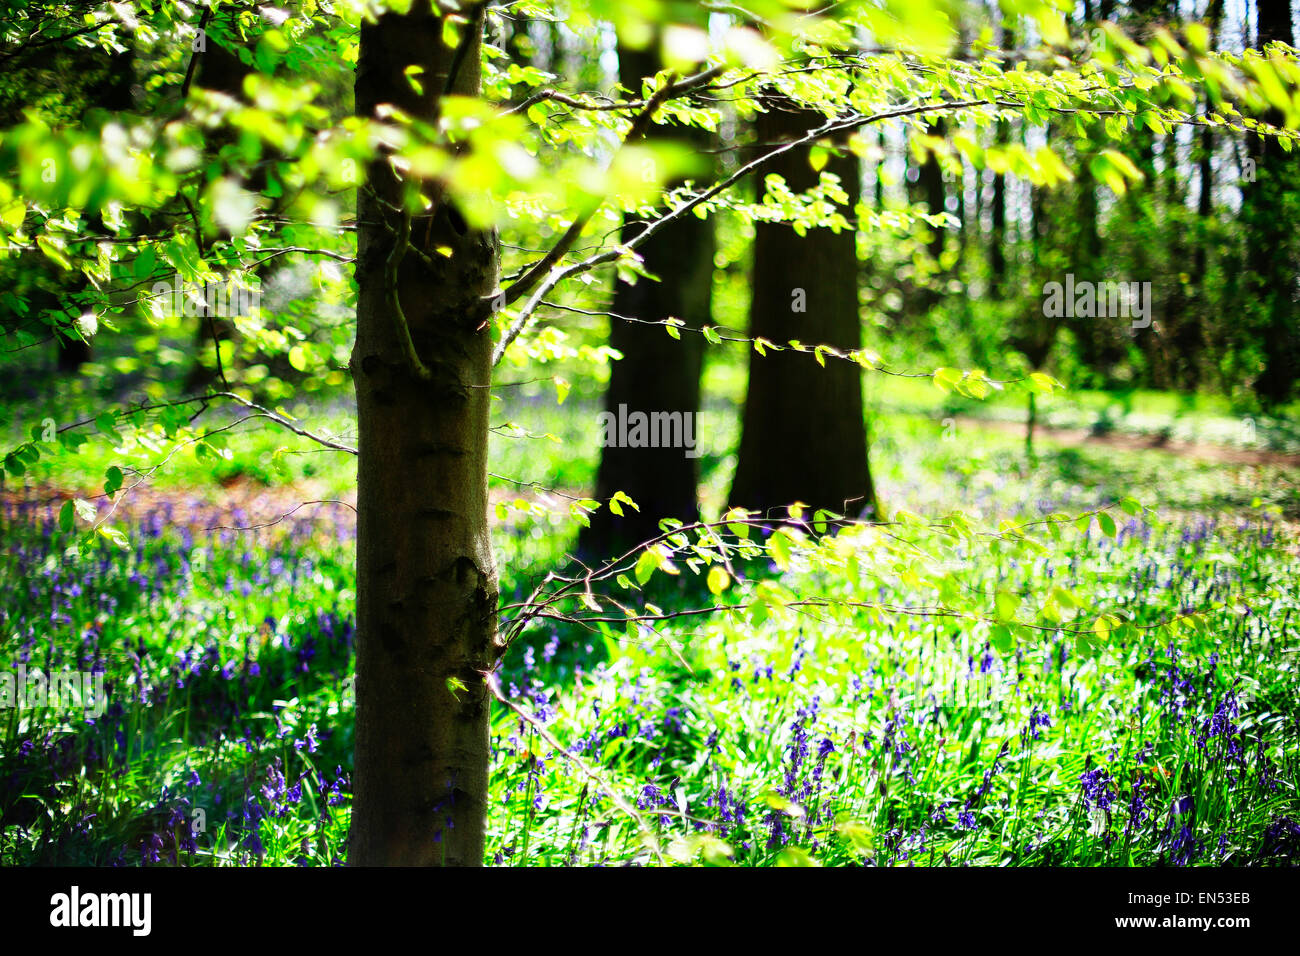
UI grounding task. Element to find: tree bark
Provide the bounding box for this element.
[349,2,499,867]
[579,42,712,561]
[729,98,873,518]
[578,44,713,560]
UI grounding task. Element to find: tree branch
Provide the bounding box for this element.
[489,95,1030,365]
[487,66,724,327]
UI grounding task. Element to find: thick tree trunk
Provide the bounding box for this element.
[578,44,713,560]
[350,3,499,867]
[729,99,873,518]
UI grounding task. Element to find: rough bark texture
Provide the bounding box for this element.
[350,3,499,867]
[578,44,713,560]
[729,99,873,518]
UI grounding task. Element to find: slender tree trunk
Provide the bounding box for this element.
[1247,0,1299,406]
[1162,124,1195,390]
[56,48,135,373]
[1070,130,1108,377]
[183,36,249,391]
[874,127,886,208]
[989,11,1018,299]
[729,98,873,518]
[578,44,713,560]
[1190,109,1212,382]
[953,135,966,260]
[1026,390,1037,462]
[504,10,531,67]
[350,2,499,867]
[1188,2,1221,392]
[921,118,947,265]
[1029,126,1046,276]
[989,145,1007,296]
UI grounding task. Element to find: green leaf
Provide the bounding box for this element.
[769,529,793,571]
[37,236,72,270]
[103,465,123,497]
[133,244,156,280]
[725,507,751,539]
[608,490,639,516]
[96,525,129,550]
[989,623,1015,654]
[634,547,662,585]
[706,565,729,596]
[1029,371,1060,394]
[1097,511,1117,538]
[994,588,1020,622]
[932,366,962,393]
[0,197,25,231]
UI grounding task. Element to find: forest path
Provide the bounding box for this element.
[956,414,1300,468]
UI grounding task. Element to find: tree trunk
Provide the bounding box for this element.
[729,98,873,518]
[183,35,249,392]
[989,124,1008,298]
[1246,0,1299,406]
[922,118,947,265]
[54,48,136,373]
[56,335,92,372]
[578,44,713,560]
[350,3,499,867]
[1187,1,1221,392]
